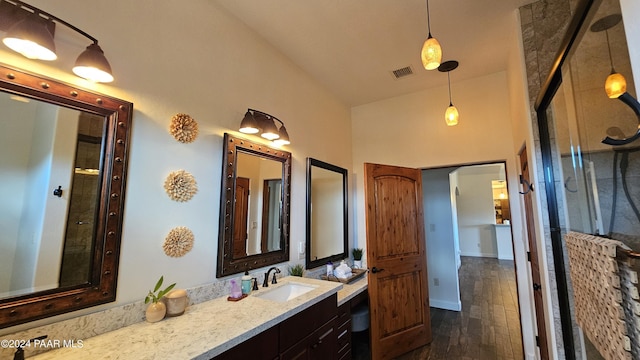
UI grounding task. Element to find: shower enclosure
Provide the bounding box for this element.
[537,0,640,357]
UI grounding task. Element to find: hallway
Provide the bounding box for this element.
[354,256,524,359]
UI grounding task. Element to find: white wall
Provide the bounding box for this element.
[422,168,461,311]
[311,178,344,260]
[455,168,502,258]
[0,96,37,294]
[621,0,640,97]
[0,0,352,334]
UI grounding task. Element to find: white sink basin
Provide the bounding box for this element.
[254,282,317,302]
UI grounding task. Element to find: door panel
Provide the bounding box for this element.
[233,177,250,258]
[364,163,431,360]
[520,147,549,359]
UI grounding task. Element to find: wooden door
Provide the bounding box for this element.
[519,147,549,359]
[233,177,250,258]
[364,163,431,360]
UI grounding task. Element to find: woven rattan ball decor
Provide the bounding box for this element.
[164,169,198,202]
[163,226,194,257]
[169,113,199,143]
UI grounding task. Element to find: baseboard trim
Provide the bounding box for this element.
[429,299,462,311]
[460,251,497,258]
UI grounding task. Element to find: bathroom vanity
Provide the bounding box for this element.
[30,276,368,360]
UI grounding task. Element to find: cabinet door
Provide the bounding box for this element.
[214,325,278,360]
[280,295,337,350]
[309,320,336,359]
[280,319,336,360]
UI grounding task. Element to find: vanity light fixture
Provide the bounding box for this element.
[590,14,626,99]
[420,0,442,70]
[438,60,459,126]
[0,0,114,82]
[238,109,290,146]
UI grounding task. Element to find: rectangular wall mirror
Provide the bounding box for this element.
[217,133,291,277]
[306,158,348,269]
[0,64,132,328]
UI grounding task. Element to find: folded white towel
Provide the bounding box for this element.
[333,263,352,279]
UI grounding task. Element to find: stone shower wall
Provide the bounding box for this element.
[518,0,581,358]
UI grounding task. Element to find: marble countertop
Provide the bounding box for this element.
[336,276,368,306]
[31,277,343,360]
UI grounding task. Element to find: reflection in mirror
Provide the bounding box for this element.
[234,151,282,257]
[1,94,104,299]
[217,133,291,277]
[0,64,132,328]
[306,158,348,269]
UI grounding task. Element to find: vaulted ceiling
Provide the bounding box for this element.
[216,0,535,107]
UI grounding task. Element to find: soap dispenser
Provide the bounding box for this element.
[241,271,252,295]
[230,279,242,299]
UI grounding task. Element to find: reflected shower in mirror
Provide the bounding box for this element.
[1,93,104,299]
[306,158,348,269]
[0,64,132,329]
[217,133,291,277]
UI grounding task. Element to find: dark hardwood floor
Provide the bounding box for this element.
[353,256,524,360]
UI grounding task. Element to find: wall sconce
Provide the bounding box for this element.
[239,109,290,146]
[0,0,114,82]
[438,60,459,126]
[420,0,442,70]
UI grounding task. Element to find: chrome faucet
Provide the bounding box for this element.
[263,267,281,287]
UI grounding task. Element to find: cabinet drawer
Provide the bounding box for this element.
[280,318,336,360]
[338,347,352,360]
[337,301,351,327]
[280,294,337,350]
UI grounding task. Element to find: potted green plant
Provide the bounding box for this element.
[288,264,304,277]
[144,276,176,323]
[352,248,363,269]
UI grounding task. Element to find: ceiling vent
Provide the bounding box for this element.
[391,66,414,79]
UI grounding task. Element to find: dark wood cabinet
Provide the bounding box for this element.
[213,294,338,360]
[280,318,336,360]
[215,325,279,360]
[336,301,352,359]
[280,295,337,359]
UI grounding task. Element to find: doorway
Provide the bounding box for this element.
[422,162,518,316]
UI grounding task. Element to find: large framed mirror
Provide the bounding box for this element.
[0,64,132,328]
[306,158,348,269]
[217,133,291,277]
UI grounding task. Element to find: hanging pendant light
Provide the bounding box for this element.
[420,0,442,70]
[438,60,459,126]
[590,14,626,99]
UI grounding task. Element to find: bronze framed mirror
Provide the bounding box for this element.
[217,133,291,277]
[0,64,132,328]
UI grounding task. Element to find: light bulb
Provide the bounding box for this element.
[605,72,626,99]
[421,36,442,70]
[445,105,459,126]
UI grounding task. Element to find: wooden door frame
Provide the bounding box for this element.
[518,145,550,359]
